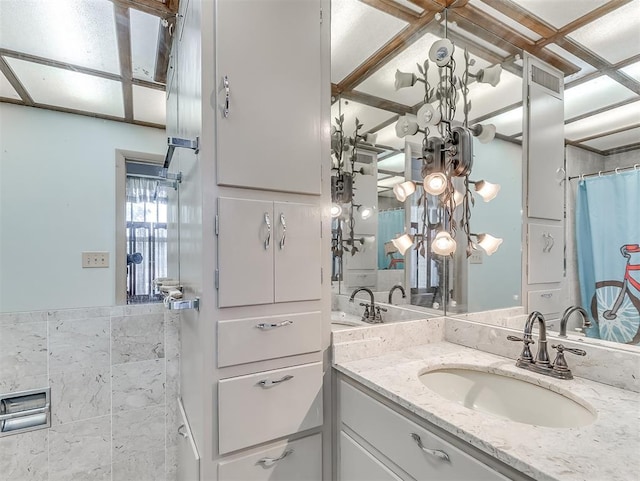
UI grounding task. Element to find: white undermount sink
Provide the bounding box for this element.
[419,367,596,428]
[331,311,367,327]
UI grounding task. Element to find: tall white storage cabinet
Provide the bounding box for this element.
[172,1,330,480]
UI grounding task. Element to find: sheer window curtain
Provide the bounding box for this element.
[125,176,168,303]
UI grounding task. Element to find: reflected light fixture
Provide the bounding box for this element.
[423,172,448,195]
[391,234,413,255]
[473,180,501,202]
[432,231,457,256]
[474,233,503,256]
[359,205,375,220]
[393,181,416,202]
[330,203,343,218]
[390,7,503,258]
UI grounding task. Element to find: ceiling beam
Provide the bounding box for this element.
[0,56,34,106]
[602,142,640,156]
[115,5,134,121]
[335,86,414,116]
[572,122,640,144]
[565,140,604,156]
[0,97,164,129]
[335,11,438,92]
[478,0,556,38]
[564,98,638,125]
[360,0,420,22]
[0,48,122,82]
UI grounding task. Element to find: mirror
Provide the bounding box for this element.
[330,0,523,316]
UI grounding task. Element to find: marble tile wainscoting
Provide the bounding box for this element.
[0,304,180,481]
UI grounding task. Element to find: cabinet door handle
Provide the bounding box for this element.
[410,433,450,462]
[255,320,293,330]
[257,448,294,467]
[264,212,271,250]
[257,375,293,388]
[279,213,286,249]
[222,75,230,118]
[177,424,188,438]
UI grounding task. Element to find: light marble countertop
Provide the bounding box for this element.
[333,328,640,481]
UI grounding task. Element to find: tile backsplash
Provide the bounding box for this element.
[0,304,180,481]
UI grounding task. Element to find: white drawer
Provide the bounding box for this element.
[218,362,323,454]
[340,381,509,481]
[218,433,322,480]
[218,311,322,367]
[527,288,562,318]
[340,431,401,481]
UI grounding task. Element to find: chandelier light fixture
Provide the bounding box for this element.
[330,107,376,264]
[390,10,504,258]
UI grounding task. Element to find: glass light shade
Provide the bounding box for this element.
[394,69,417,90]
[476,233,503,256]
[428,38,454,67]
[364,133,377,145]
[330,203,343,218]
[474,180,501,202]
[393,181,416,202]
[471,123,496,144]
[362,235,375,251]
[432,231,457,256]
[477,64,502,87]
[423,172,448,195]
[391,234,413,255]
[360,206,375,220]
[416,103,441,128]
[395,115,419,138]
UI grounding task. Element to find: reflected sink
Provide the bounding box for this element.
[331,311,367,327]
[419,367,596,428]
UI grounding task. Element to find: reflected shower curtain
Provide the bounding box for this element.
[378,209,405,269]
[576,169,640,344]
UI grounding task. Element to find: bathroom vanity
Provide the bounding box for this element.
[332,318,640,481]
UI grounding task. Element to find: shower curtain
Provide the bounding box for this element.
[378,209,405,269]
[576,169,640,344]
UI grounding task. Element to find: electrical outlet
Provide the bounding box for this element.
[469,250,483,264]
[82,252,110,268]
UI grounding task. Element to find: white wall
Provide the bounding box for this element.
[467,138,523,312]
[0,103,166,312]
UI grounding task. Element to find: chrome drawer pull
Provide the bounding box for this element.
[223,75,230,118]
[279,213,286,249]
[257,448,294,467]
[410,433,450,462]
[264,212,271,249]
[255,320,293,330]
[257,375,293,388]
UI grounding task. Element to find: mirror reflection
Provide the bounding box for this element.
[330,0,523,316]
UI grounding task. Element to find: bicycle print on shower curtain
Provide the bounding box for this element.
[576,168,640,344]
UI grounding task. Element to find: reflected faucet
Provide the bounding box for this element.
[508,310,586,380]
[349,287,385,323]
[388,284,406,304]
[559,306,591,337]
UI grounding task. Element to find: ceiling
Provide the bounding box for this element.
[0,0,638,158]
[332,0,640,174]
[0,0,175,128]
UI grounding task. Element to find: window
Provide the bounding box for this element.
[125,174,168,303]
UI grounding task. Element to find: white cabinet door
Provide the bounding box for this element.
[340,431,402,481]
[218,197,274,307]
[216,0,322,195]
[274,202,322,303]
[218,362,323,454]
[218,433,322,481]
[527,223,564,284]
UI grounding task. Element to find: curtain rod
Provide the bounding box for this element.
[568,163,639,181]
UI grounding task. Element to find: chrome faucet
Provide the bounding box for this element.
[507,311,586,380]
[349,287,385,323]
[388,284,406,304]
[559,306,592,337]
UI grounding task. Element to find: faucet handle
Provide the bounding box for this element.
[377,306,388,313]
[551,344,586,356]
[507,335,534,345]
